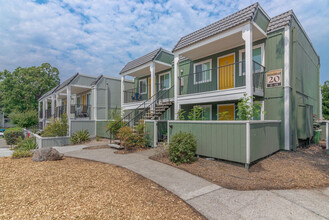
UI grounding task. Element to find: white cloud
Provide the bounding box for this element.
[0,0,327,82]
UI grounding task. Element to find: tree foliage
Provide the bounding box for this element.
[0,63,60,114]
[322,81,329,120]
[236,94,263,120]
[8,110,38,128]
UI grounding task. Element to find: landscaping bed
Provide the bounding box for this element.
[151,145,329,190]
[0,157,204,219]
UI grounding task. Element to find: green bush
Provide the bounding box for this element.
[9,110,38,128]
[12,149,32,159]
[106,107,124,138]
[134,121,146,148]
[42,114,68,137]
[4,127,24,145]
[70,130,90,145]
[169,131,197,165]
[116,126,135,151]
[15,137,37,151]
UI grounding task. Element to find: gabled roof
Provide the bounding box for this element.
[172,3,259,52]
[38,84,59,101]
[56,73,79,92]
[90,74,103,86]
[267,10,293,33]
[120,48,162,74]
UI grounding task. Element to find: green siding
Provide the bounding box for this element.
[169,121,247,164]
[71,120,96,137]
[157,121,168,141]
[145,121,155,147]
[319,122,327,141]
[155,51,174,64]
[96,121,110,138]
[250,122,281,162]
[253,9,270,33]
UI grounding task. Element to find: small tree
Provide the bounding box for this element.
[116,126,135,151]
[187,106,204,120]
[106,107,124,140]
[9,110,38,128]
[236,94,263,120]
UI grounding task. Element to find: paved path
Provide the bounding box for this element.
[55,145,329,220]
[0,139,13,157]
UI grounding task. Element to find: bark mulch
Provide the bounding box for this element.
[151,145,329,191]
[0,157,204,219]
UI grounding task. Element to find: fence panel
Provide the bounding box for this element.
[71,120,96,137]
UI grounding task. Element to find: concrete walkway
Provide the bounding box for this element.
[55,145,329,220]
[0,139,13,157]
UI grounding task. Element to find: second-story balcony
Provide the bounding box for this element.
[45,105,91,120]
[178,61,265,96]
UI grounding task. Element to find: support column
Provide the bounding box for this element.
[150,63,156,113]
[319,87,323,120]
[120,76,125,117]
[42,99,46,122]
[51,95,55,118]
[174,55,180,120]
[284,26,291,150]
[67,86,71,136]
[242,23,253,103]
[38,101,41,119]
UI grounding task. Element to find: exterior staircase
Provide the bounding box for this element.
[143,101,173,120]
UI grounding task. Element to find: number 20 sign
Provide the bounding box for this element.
[266,69,282,88]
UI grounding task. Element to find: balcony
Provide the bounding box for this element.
[45,105,91,120]
[178,61,265,96]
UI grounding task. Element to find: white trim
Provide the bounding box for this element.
[121,61,152,76]
[217,53,235,90]
[217,103,235,120]
[194,104,212,120]
[260,100,265,120]
[239,43,265,76]
[326,122,328,150]
[252,21,267,37]
[154,121,157,147]
[320,87,323,120]
[284,26,291,150]
[167,120,281,124]
[173,23,247,55]
[246,121,250,165]
[174,55,179,120]
[158,71,171,90]
[242,23,253,101]
[139,78,147,94]
[154,60,172,67]
[70,84,92,89]
[193,59,212,85]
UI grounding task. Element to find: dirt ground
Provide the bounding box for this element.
[152,145,329,190]
[0,157,204,219]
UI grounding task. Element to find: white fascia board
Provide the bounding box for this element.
[173,23,248,56]
[121,62,152,76]
[154,60,172,67]
[252,21,267,37]
[70,84,91,89]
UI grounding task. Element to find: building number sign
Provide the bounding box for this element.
[266,69,282,88]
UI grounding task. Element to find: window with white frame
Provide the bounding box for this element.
[159,72,170,90]
[139,79,147,94]
[194,105,212,120]
[194,60,211,84]
[239,45,263,76]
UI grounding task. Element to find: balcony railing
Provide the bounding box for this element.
[45,105,91,120]
[178,61,265,95]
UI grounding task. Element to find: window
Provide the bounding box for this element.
[194,105,212,120]
[87,94,91,106]
[159,72,170,90]
[139,79,147,94]
[239,45,264,76]
[194,60,211,84]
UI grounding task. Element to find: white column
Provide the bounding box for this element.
[120,76,125,118]
[150,62,155,98]
[67,86,71,136]
[93,86,98,120]
[51,95,55,118]
[319,87,323,120]
[242,23,253,103]
[42,100,46,120]
[38,101,41,119]
[174,55,180,120]
[284,26,291,150]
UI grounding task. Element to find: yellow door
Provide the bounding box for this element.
[218,104,235,120]
[82,95,86,106]
[218,54,235,90]
[148,78,151,99]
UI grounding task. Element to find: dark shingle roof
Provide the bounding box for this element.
[38,85,59,101]
[90,75,103,86]
[267,10,293,33]
[172,3,259,52]
[120,48,162,74]
[56,73,79,92]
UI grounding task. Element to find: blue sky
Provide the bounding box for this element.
[0,0,328,83]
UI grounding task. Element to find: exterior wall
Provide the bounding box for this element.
[168,121,247,163]
[155,51,174,64]
[96,121,110,138]
[253,9,270,33]
[34,133,71,148]
[250,122,281,162]
[290,17,320,145]
[145,121,155,147]
[71,120,96,137]
[320,121,326,141]
[71,74,97,87]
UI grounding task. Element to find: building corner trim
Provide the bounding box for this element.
[284,26,291,150]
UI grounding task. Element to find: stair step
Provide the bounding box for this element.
[114,140,121,145]
[108,143,123,150]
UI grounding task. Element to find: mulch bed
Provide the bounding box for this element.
[151,145,329,190]
[0,157,204,219]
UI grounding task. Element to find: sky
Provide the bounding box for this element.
[0,0,328,83]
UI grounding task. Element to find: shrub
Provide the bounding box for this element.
[116,126,135,151]
[236,94,263,120]
[134,121,146,148]
[12,149,32,159]
[177,109,186,120]
[9,110,38,128]
[42,114,68,137]
[15,137,37,151]
[187,106,204,120]
[4,127,24,145]
[106,107,124,139]
[70,130,90,145]
[169,131,197,165]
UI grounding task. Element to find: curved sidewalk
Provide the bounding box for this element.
[55,145,329,220]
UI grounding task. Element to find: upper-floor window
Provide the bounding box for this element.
[139,79,147,94]
[159,72,170,90]
[194,59,212,84]
[239,44,264,76]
